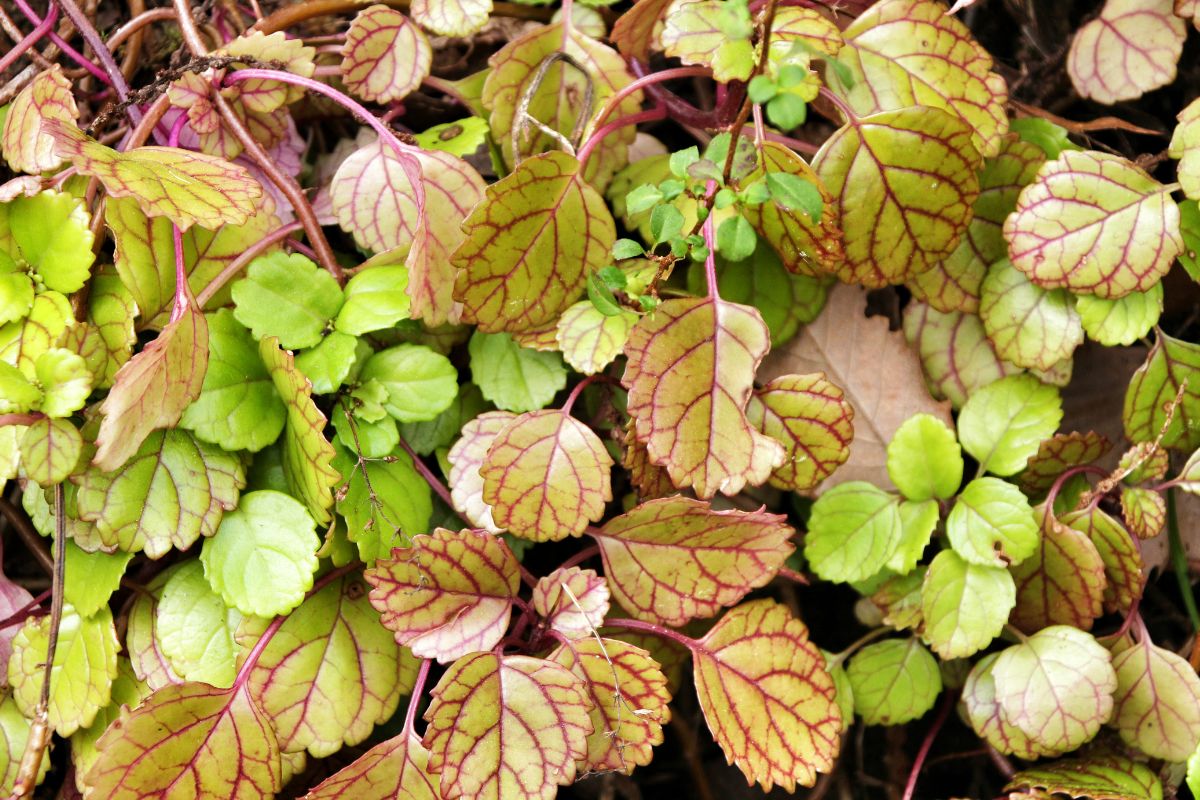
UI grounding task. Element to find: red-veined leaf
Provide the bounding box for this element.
[902,302,1021,409]
[301,732,437,800]
[410,0,491,37]
[1068,0,1186,104]
[1018,431,1111,492]
[691,599,841,792]
[532,567,610,639]
[1005,755,1164,800]
[330,137,425,255]
[1061,507,1144,615]
[1110,637,1200,761]
[1,65,78,173]
[1009,505,1107,634]
[747,373,854,492]
[365,528,520,662]
[447,410,518,532]
[621,417,677,501]
[592,496,793,626]
[341,6,431,104]
[611,0,674,61]
[1121,486,1166,539]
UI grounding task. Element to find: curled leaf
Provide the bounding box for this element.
[532,567,611,639]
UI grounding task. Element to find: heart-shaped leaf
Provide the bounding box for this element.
[691,599,841,792]
[341,5,431,104]
[593,496,793,626]
[366,528,520,662]
[1067,0,1186,104]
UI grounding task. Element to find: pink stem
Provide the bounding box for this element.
[557,544,600,572]
[581,66,710,154]
[403,659,432,735]
[817,86,856,124]
[701,182,719,297]
[1043,464,1107,514]
[195,221,304,307]
[0,590,51,632]
[561,374,599,416]
[577,106,666,169]
[397,438,455,509]
[603,617,697,651]
[15,0,112,87]
[901,690,957,800]
[0,413,45,427]
[0,2,57,76]
[167,113,194,321]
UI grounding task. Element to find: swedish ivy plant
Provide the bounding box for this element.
[2,0,1200,798]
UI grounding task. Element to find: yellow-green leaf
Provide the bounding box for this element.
[2,65,78,173]
[341,5,431,104]
[747,373,854,492]
[1067,0,1186,104]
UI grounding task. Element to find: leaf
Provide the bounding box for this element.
[75,428,244,558]
[958,374,1063,476]
[762,285,953,488]
[962,653,1041,759]
[469,332,568,413]
[453,152,616,333]
[20,417,82,486]
[548,637,671,773]
[1123,330,1200,450]
[592,496,794,626]
[980,259,1084,371]
[662,0,754,82]
[1077,285,1164,347]
[1121,486,1166,539]
[302,732,438,800]
[1006,756,1164,800]
[232,252,344,349]
[335,445,433,563]
[1108,638,1200,761]
[0,289,73,374]
[81,682,282,799]
[329,137,424,255]
[399,383,488,457]
[422,652,591,800]
[32,347,91,418]
[691,599,841,791]
[1003,150,1183,299]
[532,567,611,639]
[75,271,137,388]
[920,548,1014,659]
[611,0,674,61]
[885,413,962,501]
[909,134,1045,314]
[0,190,94,294]
[125,570,185,690]
[260,337,340,525]
[747,373,855,492]
[156,560,243,687]
[1172,98,1200,200]
[826,0,1008,156]
[410,0,490,36]
[1061,507,1143,614]
[804,481,903,583]
[92,299,208,472]
[60,539,132,618]
[220,30,316,112]
[404,150,487,326]
[335,263,411,336]
[888,499,939,574]
[1019,431,1112,492]
[0,693,50,794]
[845,638,941,726]
[872,569,925,632]
[179,309,286,452]
[991,626,1117,758]
[1009,506,1107,634]
[623,296,783,498]
[1067,0,1186,104]
[201,490,319,617]
[555,301,636,375]
[45,120,263,231]
[903,302,1021,409]
[246,574,407,757]
[359,343,459,423]
[105,195,281,329]
[366,528,520,662]
[946,477,1038,567]
[1,65,78,173]
[812,105,982,288]
[9,604,119,736]
[342,5,431,104]
[482,23,640,187]
[742,143,843,276]
[447,410,517,532]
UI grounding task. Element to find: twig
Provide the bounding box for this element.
[900,689,957,800]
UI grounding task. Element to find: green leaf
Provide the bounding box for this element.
[1123,330,1200,451]
[0,361,39,413]
[0,270,33,328]
[232,252,344,350]
[1010,118,1081,159]
[260,337,340,525]
[1179,199,1200,282]
[661,0,755,82]
[0,289,73,375]
[0,190,94,293]
[920,549,1014,659]
[887,499,938,575]
[245,574,408,757]
[1110,638,1200,761]
[45,119,263,231]
[334,445,432,564]
[201,490,319,618]
[766,93,808,131]
[358,343,458,423]
[747,373,854,492]
[716,214,757,261]
[650,203,685,245]
[156,560,243,687]
[414,117,490,156]
[74,271,136,388]
[958,374,1062,476]
[20,417,82,486]
[399,383,489,456]
[0,692,50,793]
[1077,283,1163,347]
[1061,506,1143,615]
[1007,756,1163,800]
[946,477,1038,568]
[9,604,119,736]
[179,309,285,452]
[335,265,411,335]
[625,185,662,215]
[805,482,903,583]
[61,539,132,618]
[469,331,568,413]
[294,331,359,394]
[980,259,1083,371]
[846,638,941,726]
[765,172,823,222]
[1,63,77,174]
[75,428,245,558]
[33,347,92,418]
[555,301,637,375]
[990,626,1116,758]
[885,413,962,501]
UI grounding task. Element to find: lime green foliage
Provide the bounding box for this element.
[156,560,244,687]
[335,265,412,335]
[359,344,458,423]
[958,374,1062,476]
[945,478,1037,568]
[232,252,344,349]
[335,445,432,563]
[469,332,568,412]
[920,549,1014,659]
[805,482,902,582]
[846,638,941,725]
[1124,330,1200,450]
[0,191,94,293]
[885,414,962,501]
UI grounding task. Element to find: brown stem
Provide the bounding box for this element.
[250,0,553,34]
[107,7,177,54]
[719,0,780,185]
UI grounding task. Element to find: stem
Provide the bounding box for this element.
[1167,489,1200,632]
[557,544,600,572]
[603,617,697,650]
[0,413,44,427]
[718,0,779,183]
[0,590,51,632]
[762,130,819,155]
[901,690,957,800]
[105,7,177,51]
[828,626,889,668]
[701,190,719,297]
[586,65,711,141]
[817,86,856,124]
[561,375,599,416]
[250,0,554,34]
[403,659,432,735]
[196,221,303,307]
[517,563,538,590]
[396,437,455,509]
[1043,464,1106,513]
[577,106,666,169]
[37,0,121,90]
[0,2,57,77]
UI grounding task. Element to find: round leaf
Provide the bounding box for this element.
[846,638,942,726]
[885,413,962,501]
[920,549,1014,659]
[945,477,1038,568]
[232,252,344,350]
[958,374,1062,476]
[358,343,458,423]
[805,481,903,583]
